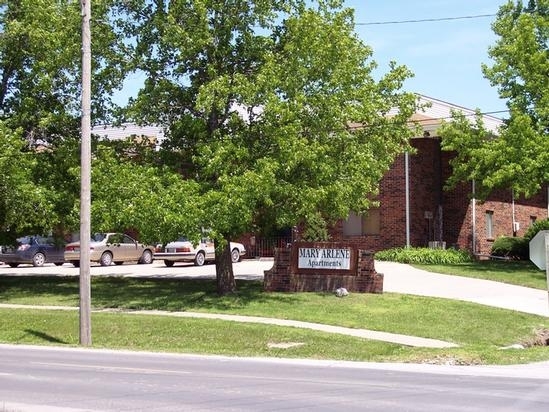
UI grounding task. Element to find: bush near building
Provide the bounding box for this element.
[374,247,472,265]
[489,218,549,261]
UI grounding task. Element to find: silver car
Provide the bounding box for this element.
[155,236,246,267]
[64,233,154,267]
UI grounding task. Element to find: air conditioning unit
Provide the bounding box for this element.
[428,241,446,249]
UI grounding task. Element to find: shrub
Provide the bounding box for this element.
[523,218,549,242]
[490,236,529,260]
[374,247,472,264]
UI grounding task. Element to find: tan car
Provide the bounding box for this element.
[64,232,154,267]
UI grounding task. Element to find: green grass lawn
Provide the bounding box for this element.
[1,271,549,365]
[413,259,548,290]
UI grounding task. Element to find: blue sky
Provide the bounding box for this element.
[349,0,508,117]
[115,1,508,119]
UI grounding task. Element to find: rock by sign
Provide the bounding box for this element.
[298,247,351,270]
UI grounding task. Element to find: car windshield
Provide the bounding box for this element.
[91,233,107,242]
[176,236,189,242]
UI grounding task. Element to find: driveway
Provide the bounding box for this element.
[0,259,268,280]
[376,261,549,317]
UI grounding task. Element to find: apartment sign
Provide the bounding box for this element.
[298,247,351,270]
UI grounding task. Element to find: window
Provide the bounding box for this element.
[530,216,537,226]
[343,209,380,236]
[343,212,362,236]
[486,211,494,239]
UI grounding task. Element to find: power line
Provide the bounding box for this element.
[357,13,497,26]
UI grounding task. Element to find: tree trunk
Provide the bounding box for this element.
[215,238,236,295]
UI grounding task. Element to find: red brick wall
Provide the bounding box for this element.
[469,189,547,255]
[328,137,549,256]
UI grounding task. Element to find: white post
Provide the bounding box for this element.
[405,152,410,248]
[545,233,549,311]
[472,180,476,255]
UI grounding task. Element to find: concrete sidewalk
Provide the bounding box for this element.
[376,261,549,317]
[0,303,457,348]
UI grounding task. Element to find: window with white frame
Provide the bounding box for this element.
[486,211,494,239]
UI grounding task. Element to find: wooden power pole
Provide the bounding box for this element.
[80,0,92,346]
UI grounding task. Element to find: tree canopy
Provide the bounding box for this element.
[440,0,549,199]
[0,0,136,240]
[0,1,418,295]
[119,0,418,293]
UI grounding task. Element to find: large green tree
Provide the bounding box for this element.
[87,144,203,244]
[0,122,56,244]
[440,0,549,198]
[121,0,418,294]
[0,0,134,238]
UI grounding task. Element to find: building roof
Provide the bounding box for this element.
[412,94,503,135]
[92,123,165,149]
[92,95,504,144]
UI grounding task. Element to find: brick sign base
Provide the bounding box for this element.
[263,242,383,293]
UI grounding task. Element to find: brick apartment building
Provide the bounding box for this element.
[93,95,549,257]
[327,95,548,257]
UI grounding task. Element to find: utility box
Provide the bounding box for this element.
[529,230,549,270]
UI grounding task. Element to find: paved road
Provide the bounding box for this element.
[1,344,548,412]
[0,259,267,280]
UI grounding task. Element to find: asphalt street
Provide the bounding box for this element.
[1,344,549,412]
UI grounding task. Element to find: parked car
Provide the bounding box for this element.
[0,235,65,267]
[155,236,246,267]
[64,232,154,267]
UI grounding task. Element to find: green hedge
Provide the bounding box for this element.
[490,236,529,260]
[374,247,472,264]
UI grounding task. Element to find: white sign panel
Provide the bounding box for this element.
[298,247,351,270]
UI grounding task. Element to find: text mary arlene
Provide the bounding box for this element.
[298,247,351,270]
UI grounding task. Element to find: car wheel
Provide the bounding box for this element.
[8,263,18,268]
[71,261,80,268]
[100,252,113,266]
[32,252,46,267]
[139,250,153,264]
[231,248,241,263]
[54,262,64,266]
[194,251,205,266]
[164,260,174,267]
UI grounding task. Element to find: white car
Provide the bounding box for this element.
[155,236,246,267]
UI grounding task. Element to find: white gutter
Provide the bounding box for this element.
[405,152,410,247]
[472,180,476,254]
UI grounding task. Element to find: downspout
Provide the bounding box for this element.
[472,180,476,255]
[405,151,410,248]
[511,189,516,236]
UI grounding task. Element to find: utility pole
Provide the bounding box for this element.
[80,0,92,346]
